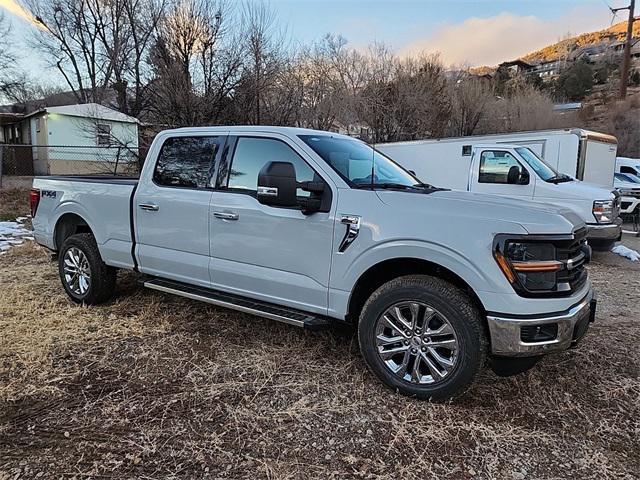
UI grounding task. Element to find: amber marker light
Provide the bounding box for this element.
[493,250,516,283]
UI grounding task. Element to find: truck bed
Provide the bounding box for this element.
[32,175,138,269]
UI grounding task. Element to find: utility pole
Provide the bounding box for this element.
[611,0,636,98]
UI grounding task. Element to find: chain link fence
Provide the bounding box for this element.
[0,144,146,188]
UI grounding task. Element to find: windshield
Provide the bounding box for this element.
[515,147,564,182]
[616,173,640,183]
[298,135,420,188]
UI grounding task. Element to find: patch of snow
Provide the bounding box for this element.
[611,245,640,262]
[0,218,33,255]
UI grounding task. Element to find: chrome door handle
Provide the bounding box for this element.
[213,211,239,221]
[139,203,159,211]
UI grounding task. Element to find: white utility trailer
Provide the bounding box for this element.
[377,129,617,188]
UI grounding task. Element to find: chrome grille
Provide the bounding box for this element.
[556,229,588,293]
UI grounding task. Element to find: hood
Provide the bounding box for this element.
[376,189,585,235]
[535,179,616,201]
[614,180,640,191]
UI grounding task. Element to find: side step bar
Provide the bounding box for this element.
[143,278,331,330]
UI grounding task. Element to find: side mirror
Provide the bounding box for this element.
[257,161,298,207]
[518,169,530,185]
[507,166,520,184]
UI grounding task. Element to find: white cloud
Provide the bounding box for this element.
[401,7,610,67]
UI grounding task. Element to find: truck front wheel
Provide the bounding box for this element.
[58,233,116,305]
[358,275,486,401]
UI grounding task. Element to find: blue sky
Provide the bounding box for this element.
[0,0,629,83]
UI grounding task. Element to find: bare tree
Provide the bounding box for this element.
[479,85,569,134]
[115,0,166,117]
[0,12,20,100]
[294,39,346,130]
[149,0,245,126]
[238,0,291,124]
[24,0,165,117]
[447,71,495,136]
[25,0,118,103]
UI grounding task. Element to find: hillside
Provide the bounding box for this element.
[523,20,640,63]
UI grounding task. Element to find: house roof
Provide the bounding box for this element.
[499,60,533,69]
[26,103,139,124]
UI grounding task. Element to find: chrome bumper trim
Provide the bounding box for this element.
[487,290,594,357]
[586,218,622,241]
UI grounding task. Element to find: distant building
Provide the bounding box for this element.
[532,60,564,81]
[498,60,534,75]
[0,103,139,175]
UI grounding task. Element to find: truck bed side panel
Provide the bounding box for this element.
[32,177,137,269]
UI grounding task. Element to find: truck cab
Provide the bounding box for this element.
[467,144,621,249]
[31,127,597,400]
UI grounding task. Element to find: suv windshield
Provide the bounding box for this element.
[515,147,569,183]
[299,135,421,189]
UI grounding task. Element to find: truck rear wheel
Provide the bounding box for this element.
[358,275,486,401]
[58,233,116,305]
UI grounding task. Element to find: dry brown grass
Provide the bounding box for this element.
[1,244,639,479]
[0,188,30,221]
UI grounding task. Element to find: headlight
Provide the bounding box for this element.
[495,242,561,291]
[493,233,590,297]
[592,200,614,223]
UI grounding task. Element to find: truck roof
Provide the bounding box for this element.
[159,125,355,140]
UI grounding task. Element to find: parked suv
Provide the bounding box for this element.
[31,127,596,400]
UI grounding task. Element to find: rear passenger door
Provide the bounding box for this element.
[208,133,335,314]
[135,135,222,287]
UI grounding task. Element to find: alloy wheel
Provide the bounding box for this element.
[62,247,91,296]
[374,301,459,384]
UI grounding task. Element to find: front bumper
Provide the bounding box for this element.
[586,218,622,241]
[486,289,595,357]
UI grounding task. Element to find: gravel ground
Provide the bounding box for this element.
[0,239,638,480]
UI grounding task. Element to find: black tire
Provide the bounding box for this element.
[58,233,116,305]
[489,355,542,377]
[358,275,486,401]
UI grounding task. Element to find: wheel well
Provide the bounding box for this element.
[54,213,93,250]
[346,258,486,323]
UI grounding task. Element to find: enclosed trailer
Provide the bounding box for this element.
[377,129,617,188]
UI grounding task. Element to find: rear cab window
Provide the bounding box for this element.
[153,136,220,188]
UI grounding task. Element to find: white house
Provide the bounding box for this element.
[0,103,139,175]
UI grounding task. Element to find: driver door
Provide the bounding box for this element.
[208,133,336,314]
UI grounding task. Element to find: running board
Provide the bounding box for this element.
[143,278,331,330]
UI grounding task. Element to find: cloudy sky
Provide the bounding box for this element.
[0,0,629,80]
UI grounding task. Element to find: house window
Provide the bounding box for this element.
[96,123,111,146]
[35,118,41,133]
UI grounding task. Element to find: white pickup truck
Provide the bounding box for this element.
[378,140,622,250]
[31,126,596,400]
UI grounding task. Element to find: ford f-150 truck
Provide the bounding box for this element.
[31,126,596,400]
